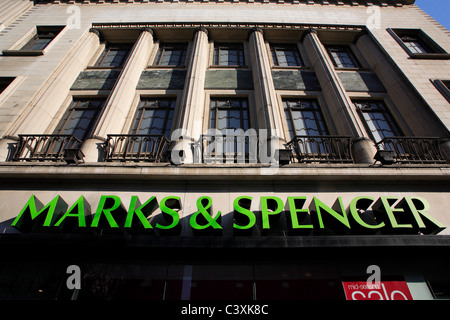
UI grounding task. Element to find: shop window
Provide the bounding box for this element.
[55,98,106,141]
[21,26,64,51]
[388,29,450,59]
[94,43,132,68]
[0,77,15,94]
[326,45,360,69]
[354,100,402,144]
[154,43,187,66]
[213,43,245,67]
[270,44,304,67]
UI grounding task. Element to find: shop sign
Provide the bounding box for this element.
[10,194,446,235]
[342,280,413,300]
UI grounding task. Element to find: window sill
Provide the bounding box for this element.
[85,66,124,70]
[2,49,44,56]
[272,66,310,71]
[409,53,450,60]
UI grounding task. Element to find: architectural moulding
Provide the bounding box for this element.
[91,22,366,33]
[39,0,414,7]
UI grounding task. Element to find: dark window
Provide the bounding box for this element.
[326,45,360,69]
[283,99,328,139]
[210,98,250,131]
[271,44,304,67]
[388,29,450,59]
[354,100,402,143]
[0,77,15,94]
[131,98,175,137]
[213,43,245,66]
[95,43,132,67]
[55,98,106,141]
[431,79,450,103]
[21,26,64,51]
[154,43,187,66]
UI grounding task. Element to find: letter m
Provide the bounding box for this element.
[11,195,68,232]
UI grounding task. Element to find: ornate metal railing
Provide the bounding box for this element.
[375,136,446,164]
[196,132,258,163]
[104,134,170,162]
[12,134,82,162]
[285,135,353,164]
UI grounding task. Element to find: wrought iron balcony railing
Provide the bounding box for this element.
[104,134,170,162]
[285,135,353,164]
[375,136,446,164]
[12,134,82,162]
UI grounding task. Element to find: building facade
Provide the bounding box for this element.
[0,0,449,300]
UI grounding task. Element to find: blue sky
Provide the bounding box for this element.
[415,0,450,30]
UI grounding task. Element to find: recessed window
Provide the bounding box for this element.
[326,45,360,69]
[21,26,64,51]
[388,29,450,59]
[95,43,132,68]
[431,79,450,103]
[55,98,106,141]
[354,100,402,143]
[270,44,304,67]
[210,98,250,131]
[213,43,245,67]
[154,43,187,66]
[283,99,328,139]
[131,98,176,138]
[0,77,15,94]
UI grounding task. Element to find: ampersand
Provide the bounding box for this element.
[190,196,222,230]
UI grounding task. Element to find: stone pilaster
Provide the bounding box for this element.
[303,29,377,163]
[249,28,285,149]
[173,27,209,164]
[84,28,156,162]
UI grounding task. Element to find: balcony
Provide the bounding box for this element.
[12,134,83,162]
[375,137,446,164]
[104,134,170,162]
[285,135,353,164]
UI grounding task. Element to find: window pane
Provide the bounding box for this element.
[131,99,175,137]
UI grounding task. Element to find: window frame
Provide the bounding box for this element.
[387,28,450,59]
[54,98,106,142]
[282,98,329,140]
[270,43,304,68]
[326,45,361,69]
[353,100,403,144]
[153,42,188,67]
[209,98,250,132]
[2,26,65,56]
[431,79,450,103]
[94,43,133,68]
[130,97,176,138]
[212,42,246,67]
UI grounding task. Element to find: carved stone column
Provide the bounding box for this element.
[86,28,156,162]
[249,27,285,149]
[173,27,209,164]
[303,29,377,164]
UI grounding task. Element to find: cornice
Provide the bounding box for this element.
[92,22,366,32]
[36,0,414,8]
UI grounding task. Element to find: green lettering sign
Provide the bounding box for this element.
[156,196,181,230]
[233,196,256,230]
[287,196,313,230]
[91,195,125,229]
[11,195,67,232]
[54,196,90,230]
[348,196,385,230]
[309,196,350,230]
[261,196,284,230]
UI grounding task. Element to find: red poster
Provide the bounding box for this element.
[342,280,413,300]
